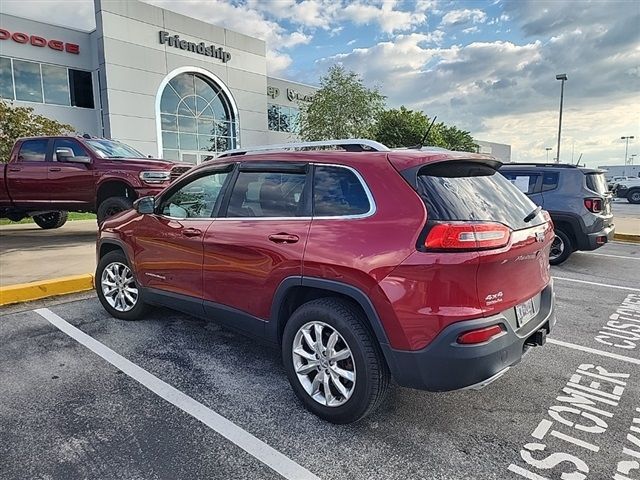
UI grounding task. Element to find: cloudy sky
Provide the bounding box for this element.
[2,0,639,166]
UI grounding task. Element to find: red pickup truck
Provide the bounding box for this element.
[0,136,192,228]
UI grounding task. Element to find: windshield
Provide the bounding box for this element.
[415,161,542,230]
[86,139,146,159]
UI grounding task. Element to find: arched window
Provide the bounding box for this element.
[159,71,237,164]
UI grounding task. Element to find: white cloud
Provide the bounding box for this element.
[342,2,427,34]
[462,26,479,34]
[441,8,487,26]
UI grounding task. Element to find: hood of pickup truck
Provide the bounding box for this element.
[102,158,192,170]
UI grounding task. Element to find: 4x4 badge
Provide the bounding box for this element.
[535,232,545,243]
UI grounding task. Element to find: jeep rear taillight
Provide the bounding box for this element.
[457,325,505,344]
[584,198,603,213]
[425,222,511,250]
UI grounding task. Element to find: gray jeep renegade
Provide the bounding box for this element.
[500,164,615,265]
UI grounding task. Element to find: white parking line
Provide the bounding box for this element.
[552,276,640,292]
[34,308,320,480]
[576,251,640,261]
[548,338,640,366]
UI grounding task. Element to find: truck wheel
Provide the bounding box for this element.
[282,297,390,424]
[33,211,68,229]
[96,250,148,320]
[97,197,133,223]
[628,189,640,204]
[549,229,573,265]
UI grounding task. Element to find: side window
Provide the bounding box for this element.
[161,171,229,218]
[53,139,90,161]
[502,172,539,194]
[313,166,370,216]
[541,172,559,192]
[227,171,307,217]
[17,139,49,162]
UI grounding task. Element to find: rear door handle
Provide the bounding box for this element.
[182,228,202,238]
[268,233,299,244]
[8,167,21,172]
[49,167,62,172]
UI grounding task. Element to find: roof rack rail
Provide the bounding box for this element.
[217,139,390,157]
[503,162,579,168]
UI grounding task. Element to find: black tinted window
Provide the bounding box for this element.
[53,139,89,161]
[227,171,306,217]
[585,173,608,194]
[541,172,559,192]
[69,69,94,108]
[162,171,229,218]
[18,139,48,162]
[416,162,540,230]
[314,166,370,216]
[500,172,539,194]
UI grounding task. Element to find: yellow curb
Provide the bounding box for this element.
[614,233,640,244]
[0,274,94,307]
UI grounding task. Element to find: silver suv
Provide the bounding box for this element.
[500,164,614,264]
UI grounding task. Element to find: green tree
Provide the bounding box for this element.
[299,65,386,141]
[373,106,430,148]
[0,100,74,161]
[435,123,478,152]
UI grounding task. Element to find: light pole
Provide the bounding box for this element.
[545,147,552,162]
[630,154,637,165]
[555,74,568,163]
[621,136,634,164]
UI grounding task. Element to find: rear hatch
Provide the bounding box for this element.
[412,160,553,317]
[584,171,614,226]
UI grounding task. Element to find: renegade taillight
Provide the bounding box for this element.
[457,325,505,345]
[584,198,603,213]
[425,222,511,250]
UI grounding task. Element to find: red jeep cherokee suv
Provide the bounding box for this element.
[96,140,556,423]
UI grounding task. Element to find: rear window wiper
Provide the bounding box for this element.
[524,206,542,223]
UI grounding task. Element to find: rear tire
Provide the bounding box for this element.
[33,211,68,229]
[282,297,390,424]
[96,250,148,320]
[97,196,133,223]
[627,189,640,204]
[549,229,572,265]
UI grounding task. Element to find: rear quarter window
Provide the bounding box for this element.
[585,173,608,194]
[313,165,370,216]
[18,139,48,162]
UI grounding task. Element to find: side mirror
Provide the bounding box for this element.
[134,196,155,215]
[57,148,91,164]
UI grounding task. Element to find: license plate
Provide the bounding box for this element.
[516,298,537,327]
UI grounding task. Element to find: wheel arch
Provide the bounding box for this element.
[269,277,391,350]
[96,180,138,207]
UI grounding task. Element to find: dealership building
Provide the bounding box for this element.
[0,0,316,164]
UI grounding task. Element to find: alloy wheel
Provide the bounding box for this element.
[631,192,640,202]
[549,234,565,261]
[292,321,356,407]
[101,262,139,312]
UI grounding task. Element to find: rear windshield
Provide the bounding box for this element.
[415,162,541,230]
[585,173,608,194]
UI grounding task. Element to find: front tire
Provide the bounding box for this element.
[33,211,68,229]
[97,196,133,224]
[627,189,640,204]
[282,298,390,424]
[549,229,573,265]
[96,250,148,320]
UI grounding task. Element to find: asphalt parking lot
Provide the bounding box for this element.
[1,241,639,480]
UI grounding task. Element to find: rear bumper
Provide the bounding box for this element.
[581,224,615,250]
[382,282,556,391]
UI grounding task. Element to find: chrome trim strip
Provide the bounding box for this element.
[155,163,376,221]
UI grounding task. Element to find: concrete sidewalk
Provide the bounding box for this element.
[0,220,97,287]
